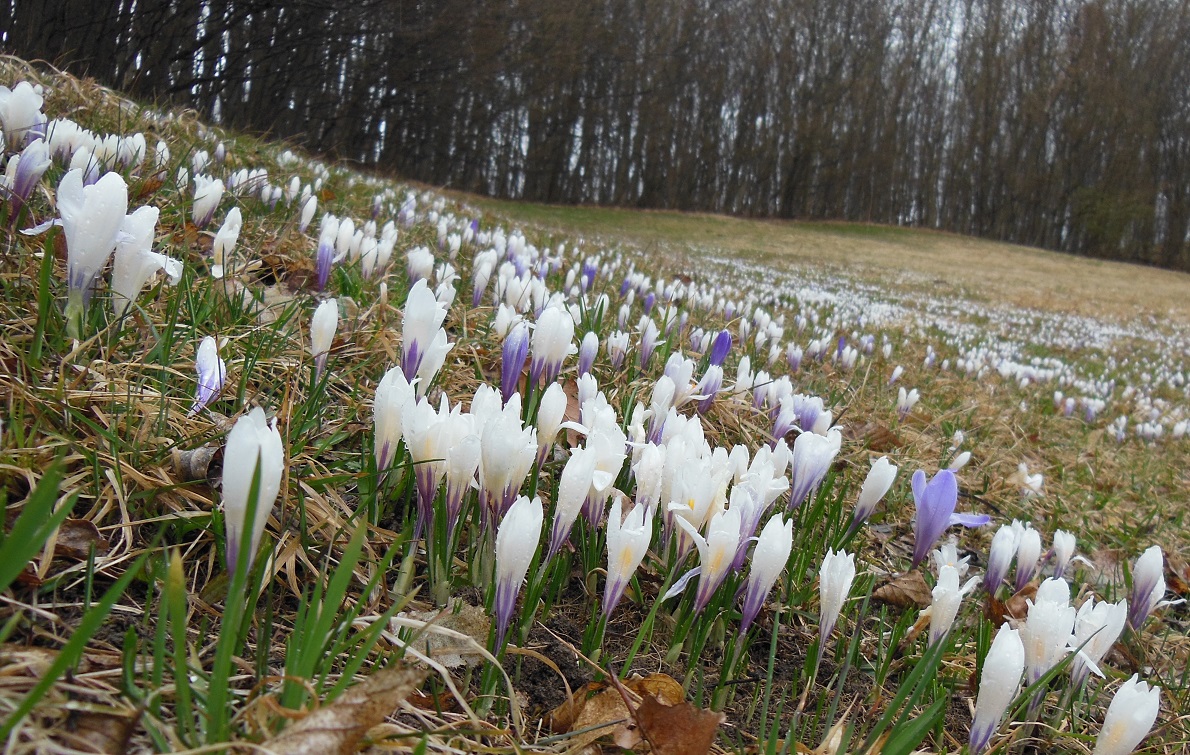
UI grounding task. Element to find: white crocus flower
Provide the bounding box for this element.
[111,205,182,318]
[222,407,284,574]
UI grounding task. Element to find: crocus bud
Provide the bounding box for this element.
[299,195,317,233]
[1092,675,1161,755]
[530,305,577,387]
[638,318,662,371]
[578,331,599,377]
[947,450,971,470]
[604,497,652,618]
[1050,529,1077,579]
[493,495,543,648]
[500,321,530,404]
[111,206,182,318]
[896,386,919,420]
[548,449,597,560]
[1014,524,1042,591]
[189,336,227,416]
[210,207,242,279]
[309,299,338,378]
[192,175,224,228]
[1128,546,1167,630]
[969,624,1025,753]
[819,548,856,641]
[534,380,568,453]
[6,137,51,217]
[739,514,793,632]
[985,524,1018,594]
[373,366,415,472]
[708,329,732,366]
[222,407,284,573]
[849,455,897,532]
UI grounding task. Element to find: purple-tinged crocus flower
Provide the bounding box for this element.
[189,336,227,416]
[315,215,337,291]
[984,523,1018,595]
[739,514,793,632]
[529,305,576,388]
[401,278,449,383]
[500,321,530,404]
[969,624,1024,753]
[221,407,284,575]
[578,331,598,377]
[787,428,841,511]
[1129,545,1179,630]
[708,329,732,366]
[493,494,543,648]
[4,138,51,223]
[910,469,989,568]
[604,497,652,618]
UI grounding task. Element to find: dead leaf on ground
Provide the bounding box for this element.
[1166,553,1190,597]
[986,583,1038,626]
[63,710,138,754]
[549,673,687,751]
[872,571,932,609]
[630,691,725,755]
[56,519,110,560]
[173,445,223,483]
[261,663,426,755]
[842,422,902,452]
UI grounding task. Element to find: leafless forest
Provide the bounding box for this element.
[3,0,1189,270]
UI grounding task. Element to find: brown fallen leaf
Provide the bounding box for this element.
[872,571,932,609]
[549,673,687,751]
[63,710,138,754]
[986,583,1038,626]
[262,663,426,755]
[843,422,902,452]
[633,692,725,755]
[172,445,223,483]
[56,519,110,560]
[1166,553,1190,597]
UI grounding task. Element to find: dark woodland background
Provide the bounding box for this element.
[4,0,1190,270]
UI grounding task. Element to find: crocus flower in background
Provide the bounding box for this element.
[210,207,242,279]
[947,450,971,470]
[984,523,1018,594]
[222,407,284,574]
[493,494,543,648]
[111,205,182,318]
[969,624,1025,753]
[192,174,224,228]
[1014,523,1042,591]
[1017,462,1045,498]
[400,278,450,386]
[896,386,919,420]
[3,137,51,221]
[500,321,530,404]
[1070,597,1128,688]
[403,395,452,539]
[529,305,576,388]
[638,317,662,371]
[606,330,629,370]
[298,195,317,233]
[848,455,897,534]
[188,336,227,416]
[548,448,598,559]
[787,427,841,510]
[603,497,652,618]
[309,298,338,379]
[0,81,44,146]
[739,514,793,632]
[373,366,415,472]
[910,469,990,568]
[315,214,337,291]
[819,548,855,641]
[695,364,723,414]
[1129,545,1173,630]
[1050,529,1077,579]
[578,331,598,377]
[1092,675,1161,755]
[55,169,127,335]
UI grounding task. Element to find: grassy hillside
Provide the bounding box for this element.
[0,56,1187,754]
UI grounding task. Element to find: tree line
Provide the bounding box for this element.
[3,0,1189,270]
